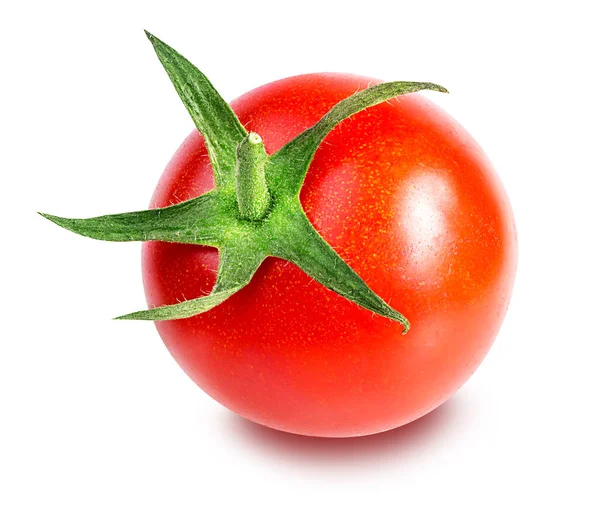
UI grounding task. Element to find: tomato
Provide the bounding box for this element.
[142,73,517,437]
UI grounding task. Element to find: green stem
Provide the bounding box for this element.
[235,132,271,221]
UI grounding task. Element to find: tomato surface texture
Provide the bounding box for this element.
[142,73,517,437]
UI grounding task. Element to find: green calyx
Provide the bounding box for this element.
[40,31,449,334]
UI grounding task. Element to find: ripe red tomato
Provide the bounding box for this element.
[142,73,517,437]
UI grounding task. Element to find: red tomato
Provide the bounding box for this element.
[142,73,517,437]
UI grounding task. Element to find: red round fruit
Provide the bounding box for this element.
[142,73,517,437]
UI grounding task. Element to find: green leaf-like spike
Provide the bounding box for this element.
[116,246,265,320]
[145,31,248,190]
[269,205,410,333]
[40,192,230,247]
[267,81,448,196]
[40,32,450,333]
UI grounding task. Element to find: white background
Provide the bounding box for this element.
[1,1,599,512]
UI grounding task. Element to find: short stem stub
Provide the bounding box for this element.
[235,132,271,220]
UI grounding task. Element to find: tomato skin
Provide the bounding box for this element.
[142,73,517,437]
